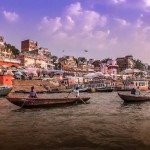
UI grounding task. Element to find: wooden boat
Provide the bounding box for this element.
[0,86,12,96]
[6,95,90,108]
[118,93,150,102]
[79,78,115,93]
[96,87,113,92]
[114,87,132,91]
[79,87,89,92]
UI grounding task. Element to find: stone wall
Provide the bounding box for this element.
[11,79,60,93]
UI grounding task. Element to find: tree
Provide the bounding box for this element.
[5,43,20,57]
[51,55,58,63]
[101,58,112,63]
[92,60,101,67]
[77,57,87,63]
[133,59,145,70]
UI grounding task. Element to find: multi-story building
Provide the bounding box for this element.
[0,36,20,67]
[59,56,78,71]
[0,36,4,49]
[28,47,51,56]
[19,39,53,69]
[107,60,118,74]
[18,53,48,69]
[116,55,135,72]
[99,60,118,74]
[21,39,38,53]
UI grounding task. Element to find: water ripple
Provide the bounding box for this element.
[0,92,150,150]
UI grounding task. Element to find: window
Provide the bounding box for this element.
[139,82,145,86]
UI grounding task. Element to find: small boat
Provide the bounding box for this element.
[79,87,89,92]
[0,86,12,96]
[96,87,113,92]
[6,95,90,108]
[118,93,150,102]
[83,78,114,93]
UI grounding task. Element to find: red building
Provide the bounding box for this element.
[21,39,38,53]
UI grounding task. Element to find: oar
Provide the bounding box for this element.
[143,92,150,96]
[65,90,72,98]
[77,96,87,104]
[20,98,26,108]
[66,92,86,104]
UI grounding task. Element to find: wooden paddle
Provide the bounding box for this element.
[65,91,86,104]
[20,98,26,108]
[65,90,73,98]
[143,92,150,96]
[78,97,86,104]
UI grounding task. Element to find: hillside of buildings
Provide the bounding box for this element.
[1,35,150,93]
[0,35,150,76]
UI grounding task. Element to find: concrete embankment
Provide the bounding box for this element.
[11,79,61,93]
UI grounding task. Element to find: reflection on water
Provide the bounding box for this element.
[0,92,150,150]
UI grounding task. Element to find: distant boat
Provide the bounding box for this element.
[118,93,150,102]
[79,87,89,92]
[6,94,90,108]
[96,87,113,92]
[84,78,114,92]
[115,79,149,92]
[0,86,12,96]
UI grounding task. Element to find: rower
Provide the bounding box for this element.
[29,86,37,98]
[131,87,136,95]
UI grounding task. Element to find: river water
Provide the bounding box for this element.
[0,92,150,150]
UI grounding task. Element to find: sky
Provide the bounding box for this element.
[1,0,150,64]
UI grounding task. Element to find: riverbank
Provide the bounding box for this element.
[11,79,67,93]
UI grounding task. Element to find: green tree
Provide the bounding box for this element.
[77,57,87,63]
[5,43,20,57]
[51,55,58,63]
[133,59,145,70]
[101,58,112,63]
[92,60,101,67]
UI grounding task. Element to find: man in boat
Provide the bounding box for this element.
[135,86,141,95]
[29,86,37,98]
[131,87,136,95]
[66,85,80,98]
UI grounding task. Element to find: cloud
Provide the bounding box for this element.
[114,18,130,26]
[144,0,150,7]
[66,2,82,16]
[38,16,62,34]
[3,10,19,22]
[112,0,126,4]
[38,2,107,35]
[136,14,144,28]
[37,2,150,64]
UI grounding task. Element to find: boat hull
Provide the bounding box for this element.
[96,88,113,92]
[0,87,12,96]
[6,96,90,108]
[118,93,150,102]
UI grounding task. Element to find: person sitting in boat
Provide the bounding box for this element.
[131,87,136,95]
[136,86,141,95]
[29,86,37,98]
